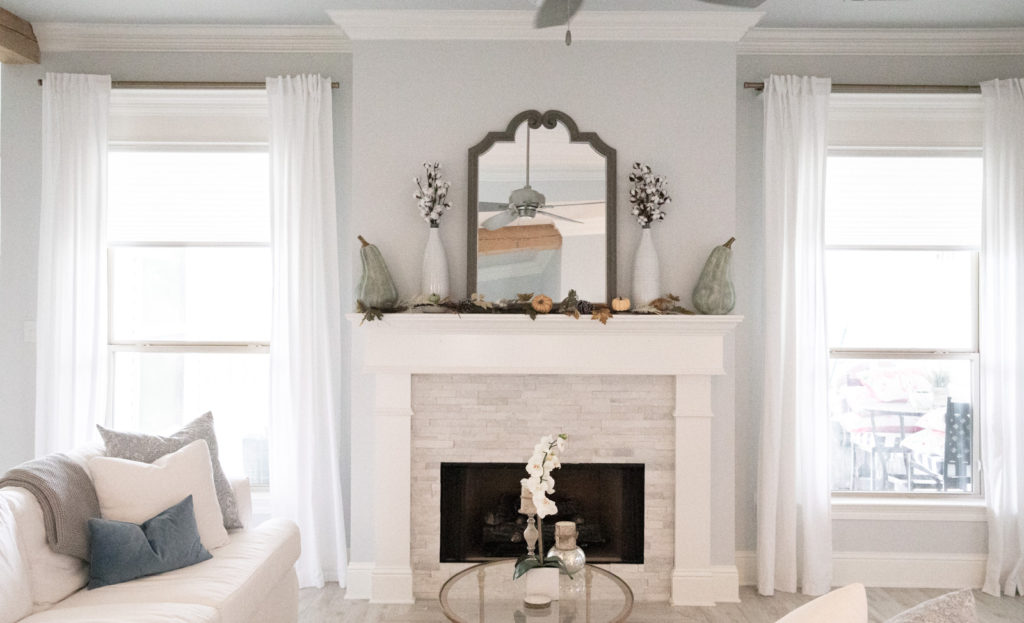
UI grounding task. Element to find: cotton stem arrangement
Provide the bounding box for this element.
[628,161,671,227]
[414,161,452,226]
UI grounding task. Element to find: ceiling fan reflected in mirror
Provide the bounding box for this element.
[479,125,591,231]
[533,0,767,38]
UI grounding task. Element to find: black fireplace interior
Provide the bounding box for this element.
[439,462,644,564]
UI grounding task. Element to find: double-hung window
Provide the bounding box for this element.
[826,94,983,495]
[106,90,271,490]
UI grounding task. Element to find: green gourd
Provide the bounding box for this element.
[357,235,399,309]
[692,237,736,315]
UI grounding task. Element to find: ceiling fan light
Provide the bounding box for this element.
[509,184,546,211]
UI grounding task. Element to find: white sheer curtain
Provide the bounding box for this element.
[35,73,111,457]
[757,74,833,596]
[266,74,347,589]
[980,77,1024,597]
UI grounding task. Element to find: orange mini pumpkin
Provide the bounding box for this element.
[531,294,554,314]
[611,296,631,312]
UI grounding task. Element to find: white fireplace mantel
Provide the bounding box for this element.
[346,313,742,606]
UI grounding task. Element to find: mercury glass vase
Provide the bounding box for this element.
[421,223,450,299]
[547,520,586,576]
[631,225,660,306]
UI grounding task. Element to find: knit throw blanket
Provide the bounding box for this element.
[0,454,100,561]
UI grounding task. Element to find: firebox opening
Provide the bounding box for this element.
[439,462,644,564]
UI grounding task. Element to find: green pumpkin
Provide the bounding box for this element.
[357,235,399,309]
[692,237,736,315]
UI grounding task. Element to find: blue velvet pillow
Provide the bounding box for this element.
[88,495,212,589]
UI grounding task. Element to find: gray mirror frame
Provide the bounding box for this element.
[467,109,617,305]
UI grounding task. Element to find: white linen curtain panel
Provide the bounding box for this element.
[757,74,833,596]
[981,77,1024,597]
[35,73,111,457]
[266,74,347,589]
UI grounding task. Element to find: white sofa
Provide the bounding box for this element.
[0,448,300,623]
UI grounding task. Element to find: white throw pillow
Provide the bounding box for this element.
[776,583,868,623]
[89,439,229,550]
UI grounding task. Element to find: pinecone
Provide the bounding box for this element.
[576,300,593,315]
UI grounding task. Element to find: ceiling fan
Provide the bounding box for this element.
[534,0,767,31]
[479,126,590,231]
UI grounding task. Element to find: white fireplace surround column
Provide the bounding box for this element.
[346,313,741,606]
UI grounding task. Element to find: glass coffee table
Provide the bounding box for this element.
[439,559,633,622]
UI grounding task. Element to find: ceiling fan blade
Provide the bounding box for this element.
[537,209,584,224]
[478,201,511,212]
[481,209,518,231]
[696,0,766,7]
[534,0,584,29]
[544,200,604,207]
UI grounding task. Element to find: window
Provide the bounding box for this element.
[826,95,982,495]
[106,91,271,489]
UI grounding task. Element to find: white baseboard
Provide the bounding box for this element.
[344,562,373,600]
[711,565,741,602]
[734,550,986,589]
[370,565,415,604]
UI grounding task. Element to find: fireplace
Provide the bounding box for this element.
[346,313,742,606]
[439,462,644,563]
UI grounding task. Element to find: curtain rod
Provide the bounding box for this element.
[744,81,980,95]
[36,79,340,90]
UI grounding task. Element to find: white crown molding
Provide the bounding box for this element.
[35,23,352,54]
[739,27,1024,56]
[329,10,764,43]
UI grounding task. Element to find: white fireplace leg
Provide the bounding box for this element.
[370,372,415,603]
[671,375,716,606]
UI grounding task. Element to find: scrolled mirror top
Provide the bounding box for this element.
[467,110,616,305]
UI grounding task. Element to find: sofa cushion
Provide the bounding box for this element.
[88,495,212,589]
[98,413,242,529]
[52,518,299,623]
[89,440,229,550]
[0,496,32,623]
[0,488,88,608]
[20,603,220,623]
[884,589,978,623]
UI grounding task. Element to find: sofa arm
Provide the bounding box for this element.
[230,477,253,529]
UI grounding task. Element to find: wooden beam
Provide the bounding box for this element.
[478,223,562,256]
[0,7,39,64]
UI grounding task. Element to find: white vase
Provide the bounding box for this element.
[632,226,660,306]
[523,566,560,606]
[421,224,450,299]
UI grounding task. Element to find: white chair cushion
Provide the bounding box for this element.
[20,603,220,623]
[776,583,868,623]
[89,439,229,550]
[51,519,299,623]
[0,496,33,623]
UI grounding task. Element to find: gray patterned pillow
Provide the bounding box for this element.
[884,589,978,623]
[97,413,242,529]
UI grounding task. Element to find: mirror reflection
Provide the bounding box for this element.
[469,111,615,304]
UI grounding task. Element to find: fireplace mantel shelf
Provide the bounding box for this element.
[347,312,742,335]
[347,313,742,377]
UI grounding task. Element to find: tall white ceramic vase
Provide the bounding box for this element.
[421,224,450,299]
[632,226,660,306]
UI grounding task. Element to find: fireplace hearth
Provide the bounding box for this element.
[439,462,644,564]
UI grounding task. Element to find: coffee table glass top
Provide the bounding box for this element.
[439,559,634,623]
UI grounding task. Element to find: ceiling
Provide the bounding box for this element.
[4,0,1024,29]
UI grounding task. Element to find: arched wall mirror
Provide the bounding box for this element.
[467,110,616,304]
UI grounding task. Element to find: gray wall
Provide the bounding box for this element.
[0,51,355,539]
[734,53,1024,557]
[346,39,741,566]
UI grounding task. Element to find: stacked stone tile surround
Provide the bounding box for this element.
[410,373,676,601]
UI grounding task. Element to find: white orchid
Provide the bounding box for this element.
[520,433,568,519]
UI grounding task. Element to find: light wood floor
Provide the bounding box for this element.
[299,584,1024,622]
